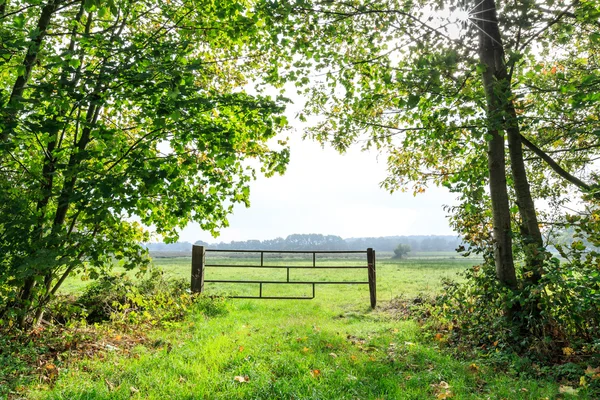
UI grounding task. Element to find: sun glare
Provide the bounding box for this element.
[449,9,471,24]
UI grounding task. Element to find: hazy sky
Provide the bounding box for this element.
[178,128,459,244]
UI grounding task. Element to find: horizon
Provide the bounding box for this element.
[174,131,459,244]
[147,232,462,245]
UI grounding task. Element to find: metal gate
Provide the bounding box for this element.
[191,246,376,308]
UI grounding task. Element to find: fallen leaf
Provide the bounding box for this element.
[130,386,139,394]
[468,363,479,372]
[431,381,452,399]
[562,347,575,356]
[350,355,357,361]
[44,363,57,372]
[329,353,338,358]
[44,363,58,380]
[238,346,244,352]
[104,379,115,391]
[234,375,249,383]
[310,369,320,378]
[585,366,600,375]
[558,385,578,394]
[302,347,310,353]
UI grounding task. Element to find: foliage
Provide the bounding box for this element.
[431,257,600,368]
[262,0,600,347]
[392,243,411,259]
[0,0,290,327]
[75,269,203,326]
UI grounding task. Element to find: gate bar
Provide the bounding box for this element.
[204,264,367,269]
[205,249,366,254]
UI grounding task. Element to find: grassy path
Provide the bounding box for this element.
[28,298,561,399]
[21,255,573,399]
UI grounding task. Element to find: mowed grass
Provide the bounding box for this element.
[26,253,567,399]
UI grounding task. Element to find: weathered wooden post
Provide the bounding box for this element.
[191,245,205,293]
[367,248,376,308]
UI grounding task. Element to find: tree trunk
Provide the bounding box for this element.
[1,0,62,144]
[475,0,517,289]
[474,0,545,284]
[505,108,545,282]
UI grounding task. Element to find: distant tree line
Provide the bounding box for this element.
[144,234,462,253]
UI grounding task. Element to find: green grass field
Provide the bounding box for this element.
[23,253,573,399]
[157,251,477,301]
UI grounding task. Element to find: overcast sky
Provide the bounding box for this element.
[178,127,459,244]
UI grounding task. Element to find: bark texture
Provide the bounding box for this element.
[475,0,518,288]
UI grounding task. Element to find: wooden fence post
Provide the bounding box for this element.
[191,245,205,293]
[367,248,376,308]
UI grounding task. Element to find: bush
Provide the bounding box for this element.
[74,269,227,326]
[429,255,600,386]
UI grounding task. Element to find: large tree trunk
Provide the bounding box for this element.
[475,0,545,284]
[475,0,517,289]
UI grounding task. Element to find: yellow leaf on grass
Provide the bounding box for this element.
[238,346,244,352]
[558,385,578,394]
[234,376,249,383]
[562,347,575,356]
[302,347,310,353]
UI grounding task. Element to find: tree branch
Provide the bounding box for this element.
[520,133,592,191]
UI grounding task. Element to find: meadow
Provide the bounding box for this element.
[21,252,576,399]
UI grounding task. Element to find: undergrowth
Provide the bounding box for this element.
[419,255,600,398]
[0,269,227,399]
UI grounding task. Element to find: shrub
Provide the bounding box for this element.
[74,269,227,327]
[431,256,600,366]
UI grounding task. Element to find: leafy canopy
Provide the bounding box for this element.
[0,0,290,325]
